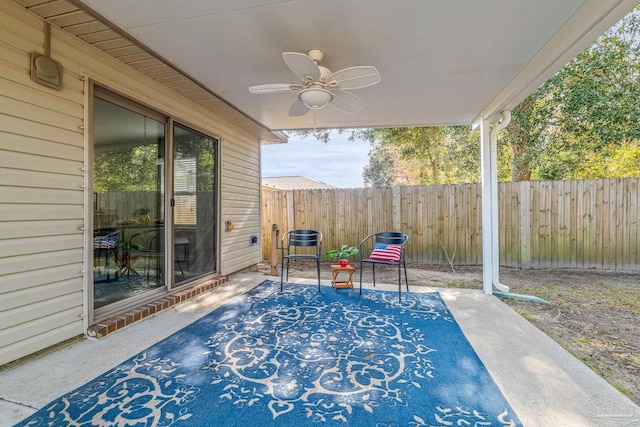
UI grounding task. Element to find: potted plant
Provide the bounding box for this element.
[325,245,359,267]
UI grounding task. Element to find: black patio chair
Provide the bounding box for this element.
[359,232,409,301]
[281,229,322,291]
[129,228,163,280]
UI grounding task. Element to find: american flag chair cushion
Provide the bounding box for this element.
[369,243,403,262]
[94,234,118,249]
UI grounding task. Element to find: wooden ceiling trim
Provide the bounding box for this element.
[127,58,164,69]
[155,75,190,84]
[28,0,77,17]
[14,0,54,7]
[165,80,201,91]
[47,10,93,27]
[198,104,229,113]
[197,98,228,108]
[91,38,133,51]
[145,69,182,79]
[115,52,154,63]
[174,87,205,96]
[79,29,122,44]
[47,10,93,30]
[103,45,143,57]
[188,92,218,103]
[61,20,108,36]
[133,63,172,74]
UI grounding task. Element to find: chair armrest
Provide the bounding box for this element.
[359,233,377,261]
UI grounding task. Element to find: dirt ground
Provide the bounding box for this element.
[262,261,640,406]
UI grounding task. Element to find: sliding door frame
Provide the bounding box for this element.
[86,80,222,324]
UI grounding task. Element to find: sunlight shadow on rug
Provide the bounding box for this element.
[16,280,521,426]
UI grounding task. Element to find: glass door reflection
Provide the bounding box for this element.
[93,96,166,310]
[173,124,218,284]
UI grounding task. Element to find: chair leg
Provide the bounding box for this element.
[403,260,409,293]
[280,256,285,291]
[359,261,363,295]
[316,257,320,291]
[398,263,402,302]
[286,259,290,282]
[372,263,376,287]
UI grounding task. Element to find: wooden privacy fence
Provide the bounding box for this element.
[261,178,640,271]
[96,191,212,227]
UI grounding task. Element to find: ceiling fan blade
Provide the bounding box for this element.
[329,90,365,114]
[289,99,310,117]
[327,66,381,90]
[248,84,297,94]
[282,52,321,81]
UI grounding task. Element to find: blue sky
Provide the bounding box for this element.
[261,131,371,188]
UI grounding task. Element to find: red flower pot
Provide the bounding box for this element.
[339,259,349,267]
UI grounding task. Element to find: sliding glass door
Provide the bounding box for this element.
[91,87,219,317]
[92,94,166,311]
[173,124,218,284]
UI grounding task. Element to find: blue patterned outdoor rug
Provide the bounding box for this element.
[17,280,521,426]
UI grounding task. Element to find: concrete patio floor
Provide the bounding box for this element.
[1,272,639,426]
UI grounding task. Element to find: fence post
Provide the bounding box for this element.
[286,190,295,232]
[392,186,401,231]
[519,181,531,268]
[270,224,279,275]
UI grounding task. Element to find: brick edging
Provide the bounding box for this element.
[87,276,228,339]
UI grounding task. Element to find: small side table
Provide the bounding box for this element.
[331,264,356,291]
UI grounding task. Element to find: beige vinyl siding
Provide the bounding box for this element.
[0,0,262,365]
[0,1,85,365]
[220,135,262,274]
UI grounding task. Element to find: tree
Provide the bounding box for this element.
[357,126,481,187]
[502,5,640,181]
[93,144,160,193]
[362,143,396,187]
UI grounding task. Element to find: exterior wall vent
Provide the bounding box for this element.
[30,22,63,90]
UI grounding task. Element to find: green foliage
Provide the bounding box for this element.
[325,245,359,260]
[501,5,640,181]
[175,135,216,192]
[94,133,216,194]
[360,126,481,187]
[289,129,336,142]
[363,143,396,187]
[93,144,160,193]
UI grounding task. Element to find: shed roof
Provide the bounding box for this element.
[262,176,335,191]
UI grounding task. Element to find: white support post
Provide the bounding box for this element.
[480,117,494,294]
[480,112,511,295]
[489,120,501,289]
[392,186,401,232]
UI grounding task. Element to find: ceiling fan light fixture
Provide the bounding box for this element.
[249,50,380,116]
[299,88,333,109]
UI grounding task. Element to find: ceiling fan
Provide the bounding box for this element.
[249,50,381,117]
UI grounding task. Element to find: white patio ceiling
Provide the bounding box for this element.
[78,0,638,132]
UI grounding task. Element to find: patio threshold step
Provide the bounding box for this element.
[87,276,228,339]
